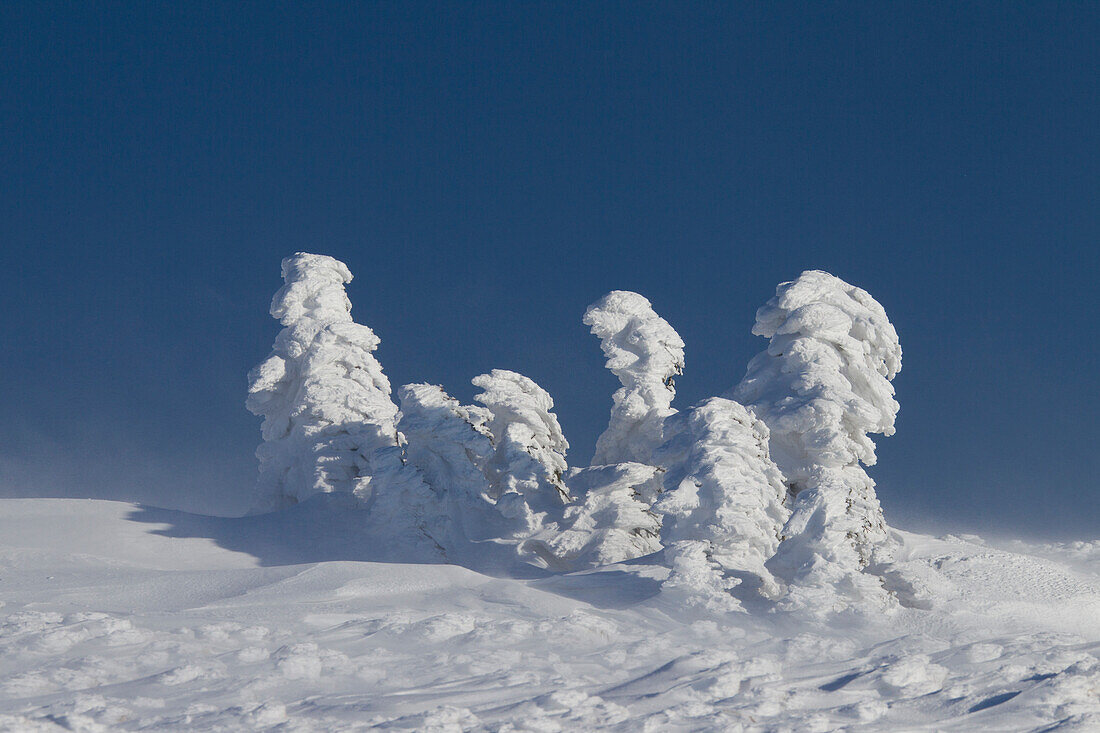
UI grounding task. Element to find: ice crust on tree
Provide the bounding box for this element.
[246,253,401,513]
[525,462,662,570]
[472,369,571,526]
[731,270,902,609]
[654,397,789,604]
[584,291,685,468]
[357,443,453,564]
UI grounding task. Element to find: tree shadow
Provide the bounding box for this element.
[529,567,664,609]
[124,493,551,579]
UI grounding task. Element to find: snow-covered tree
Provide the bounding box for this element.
[246,253,401,512]
[660,541,745,614]
[472,369,570,534]
[584,291,685,470]
[396,383,504,549]
[354,434,451,565]
[731,270,902,609]
[523,462,662,570]
[654,397,789,603]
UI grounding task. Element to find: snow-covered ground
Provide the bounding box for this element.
[1,498,1097,731]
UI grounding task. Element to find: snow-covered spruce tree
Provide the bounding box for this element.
[731,270,902,609]
[472,370,570,535]
[584,291,685,474]
[524,462,662,570]
[518,291,685,571]
[395,383,506,552]
[654,397,789,608]
[246,253,402,512]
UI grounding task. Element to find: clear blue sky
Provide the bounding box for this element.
[1,3,1097,537]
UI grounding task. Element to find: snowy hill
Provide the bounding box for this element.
[2,260,1096,731]
[1,498,1097,731]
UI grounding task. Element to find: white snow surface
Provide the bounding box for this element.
[2,498,1098,732]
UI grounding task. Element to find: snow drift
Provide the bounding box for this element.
[2,499,1098,731]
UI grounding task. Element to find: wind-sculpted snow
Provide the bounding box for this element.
[10,251,1099,728]
[396,381,572,569]
[655,397,789,605]
[584,290,685,467]
[246,253,400,512]
[525,462,662,570]
[732,270,902,610]
[660,540,747,613]
[473,369,570,523]
[2,500,1099,731]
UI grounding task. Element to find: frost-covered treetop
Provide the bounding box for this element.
[751,269,901,383]
[584,290,686,466]
[271,253,354,325]
[654,397,789,605]
[396,383,502,549]
[584,291,685,396]
[733,270,902,597]
[656,399,788,563]
[246,252,399,511]
[735,270,902,474]
[473,369,570,509]
[473,369,568,460]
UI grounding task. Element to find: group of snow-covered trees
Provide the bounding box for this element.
[247,254,903,612]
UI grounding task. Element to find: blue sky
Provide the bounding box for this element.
[1,3,1097,536]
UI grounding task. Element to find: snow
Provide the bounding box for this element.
[655,397,789,605]
[2,499,1098,731]
[472,369,571,518]
[4,261,1097,731]
[527,462,662,570]
[396,383,502,549]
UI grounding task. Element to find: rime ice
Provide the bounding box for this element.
[246,253,401,512]
[7,257,1097,731]
[473,369,570,522]
[655,397,789,602]
[245,256,909,613]
[732,270,902,609]
[583,290,685,467]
